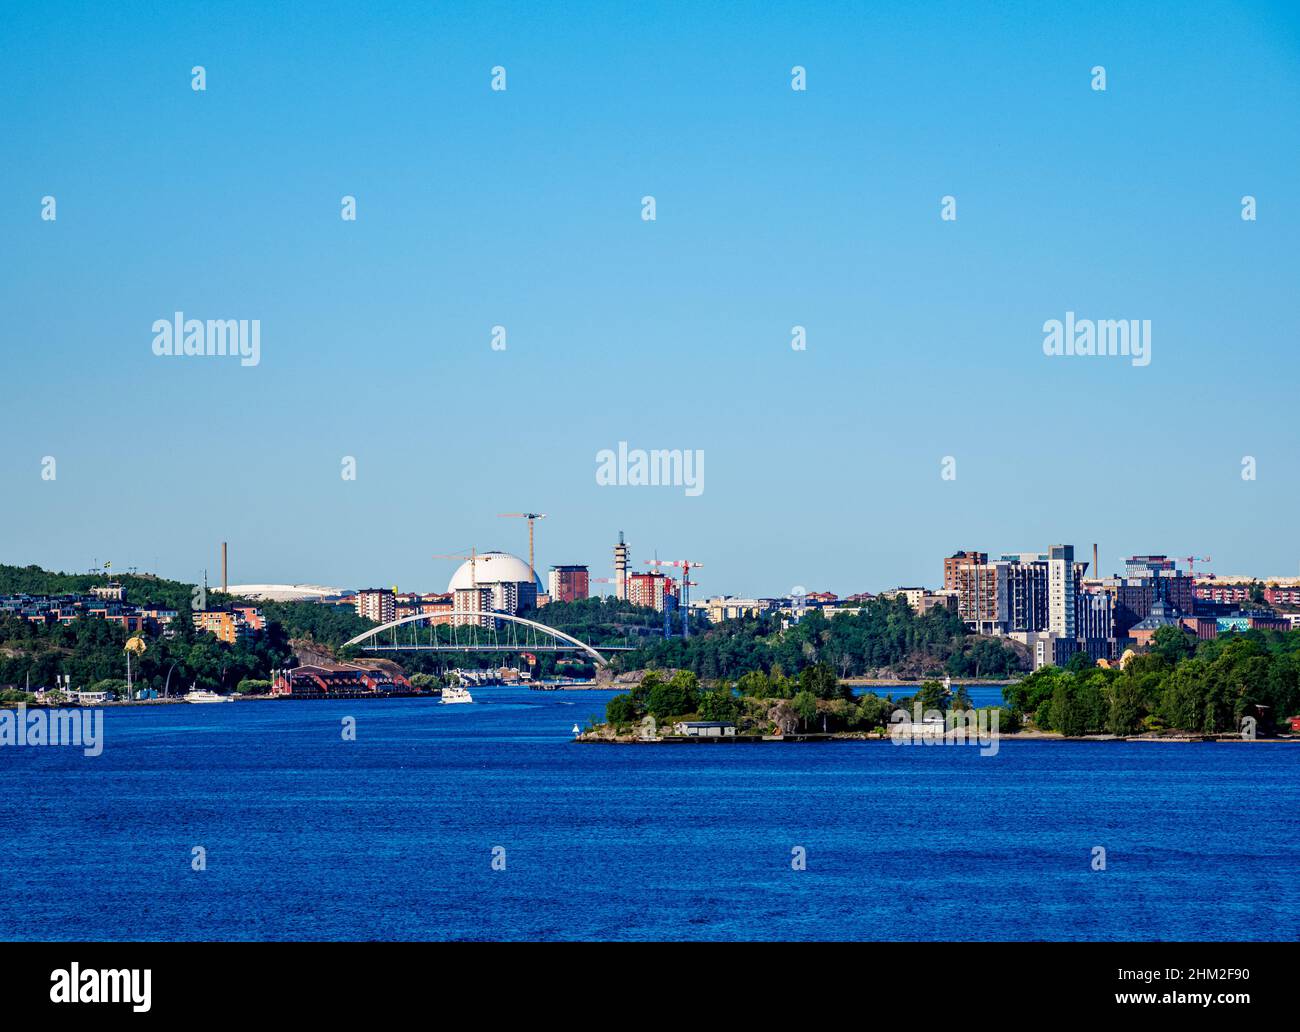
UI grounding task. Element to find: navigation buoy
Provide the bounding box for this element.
[571,724,581,736]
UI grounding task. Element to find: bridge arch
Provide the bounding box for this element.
[343,610,615,668]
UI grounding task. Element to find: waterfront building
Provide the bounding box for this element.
[672,721,737,738]
[271,662,415,698]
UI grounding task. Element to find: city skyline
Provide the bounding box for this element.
[9,533,1299,604]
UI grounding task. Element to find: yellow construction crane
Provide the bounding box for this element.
[432,548,479,589]
[498,513,547,586]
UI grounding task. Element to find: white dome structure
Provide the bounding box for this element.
[447,551,543,593]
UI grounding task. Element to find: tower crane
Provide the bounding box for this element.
[498,513,547,587]
[645,559,703,639]
[432,548,479,589]
[1177,556,1212,576]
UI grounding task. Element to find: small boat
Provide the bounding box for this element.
[184,688,232,704]
[441,686,473,705]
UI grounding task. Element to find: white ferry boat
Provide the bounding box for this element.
[441,686,474,705]
[184,688,232,704]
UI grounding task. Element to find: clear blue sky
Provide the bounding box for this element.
[2,1,1298,597]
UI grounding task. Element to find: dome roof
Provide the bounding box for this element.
[447,551,543,592]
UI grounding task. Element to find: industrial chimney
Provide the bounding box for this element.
[221,541,228,594]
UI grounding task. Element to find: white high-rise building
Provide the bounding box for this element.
[1047,544,1078,639]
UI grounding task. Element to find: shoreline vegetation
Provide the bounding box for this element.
[584,618,1300,742]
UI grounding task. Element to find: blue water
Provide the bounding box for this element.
[3,688,1298,941]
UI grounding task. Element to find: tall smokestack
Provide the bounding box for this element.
[222,542,228,593]
[1093,543,1099,580]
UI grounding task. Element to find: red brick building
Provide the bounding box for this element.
[271,663,415,698]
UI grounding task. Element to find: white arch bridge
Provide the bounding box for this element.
[343,610,635,668]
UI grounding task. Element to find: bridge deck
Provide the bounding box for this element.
[360,644,636,653]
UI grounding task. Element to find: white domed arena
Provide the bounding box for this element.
[446,551,544,593]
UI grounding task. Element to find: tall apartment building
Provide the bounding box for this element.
[952,555,999,632]
[627,571,676,613]
[950,542,1111,667]
[1077,590,1116,660]
[993,554,1050,634]
[355,588,395,624]
[547,565,589,604]
[452,586,493,627]
[488,580,536,615]
[1047,544,1079,639]
[944,551,987,592]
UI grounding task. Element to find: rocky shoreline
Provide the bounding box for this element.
[576,728,1300,744]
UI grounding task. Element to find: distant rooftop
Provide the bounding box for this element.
[224,584,347,602]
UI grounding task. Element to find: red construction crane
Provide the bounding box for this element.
[1177,555,1212,575]
[645,559,703,639]
[498,513,547,587]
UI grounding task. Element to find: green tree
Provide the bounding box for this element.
[1151,625,1195,665]
[605,692,640,727]
[1107,675,1147,735]
[799,662,845,701]
[916,679,950,713]
[792,690,818,731]
[646,671,700,720]
[699,686,740,721]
